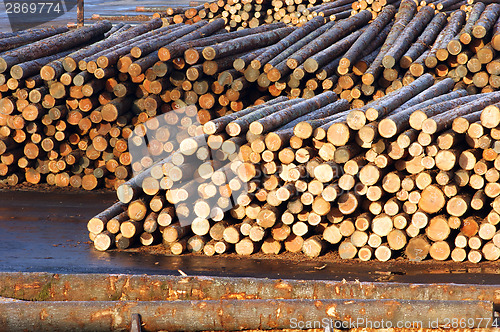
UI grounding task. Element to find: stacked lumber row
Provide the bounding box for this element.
[0,18,304,189]
[239,9,389,105]
[0,19,195,188]
[240,4,407,104]
[94,2,500,113]
[89,75,500,263]
[0,20,185,188]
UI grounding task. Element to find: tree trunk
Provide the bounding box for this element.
[0,22,112,73]
[400,13,447,69]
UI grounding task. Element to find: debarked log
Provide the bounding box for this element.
[0,299,493,331]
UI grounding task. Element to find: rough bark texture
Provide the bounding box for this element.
[362,0,417,85]
[249,91,338,135]
[304,28,364,74]
[0,21,112,73]
[0,26,69,52]
[159,23,284,62]
[425,10,466,68]
[63,18,163,72]
[365,73,435,121]
[400,13,447,69]
[202,27,295,61]
[339,6,396,70]
[286,11,372,70]
[227,98,304,136]
[379,88,467,138]
[423,91,500,134]
[382,6,435,69]
[473,3,500,39]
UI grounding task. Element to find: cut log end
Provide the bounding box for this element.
[378,119,397,138]
[202,47,216,61]
[418,185,446,214]
[226,123,241,137]
[249,121,264,135]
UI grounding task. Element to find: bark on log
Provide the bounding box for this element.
[365,73,434,122]
[422,91,500,134]
[0,26,69,52]
[161,23,284,63]
[227,99,303,136]
[382,6,434,69]
[285,11,372,71]
[202,27,295,61]
[339,6,396,70]
[409,94,482,131]
[400,13,447,69]
[378,86,465,138]
[10,50,73,80]
[204,97,287,134]
[63,18,163,72]
[473,3,500,39]
[0,299,493,331]
[425,10,466,68]
[250,16,324,70]
[304,28,365,74]
[0,21,112,73]
[249,91,338,135]
[450,2,485,53]
[362,0,417,85]
[264,20,337,80]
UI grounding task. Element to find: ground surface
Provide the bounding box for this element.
[1,188,500,284]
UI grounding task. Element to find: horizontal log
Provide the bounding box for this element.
[0,299,493,330]
[0,21,112,73]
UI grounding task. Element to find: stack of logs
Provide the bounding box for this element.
[0,18,299,189]
[4,0,500,262]
[0,21,121,188]
[5,0,500,192]
[129,0,474,31]
[128,0,400,29]
[4,1,500,192]
[242,0,500,107]
[89,74,500,263]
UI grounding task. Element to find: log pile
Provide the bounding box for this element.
[4,0,500,263]
[128,0,475,32]
[0,21,126,188]
[44,1,500,113]
[129,0,400,30]
[0,18,298,189]
[89,75,500,263]
[359,2,500,98]
[3,1,500,192]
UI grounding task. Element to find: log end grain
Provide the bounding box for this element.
[418,185,445,214]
